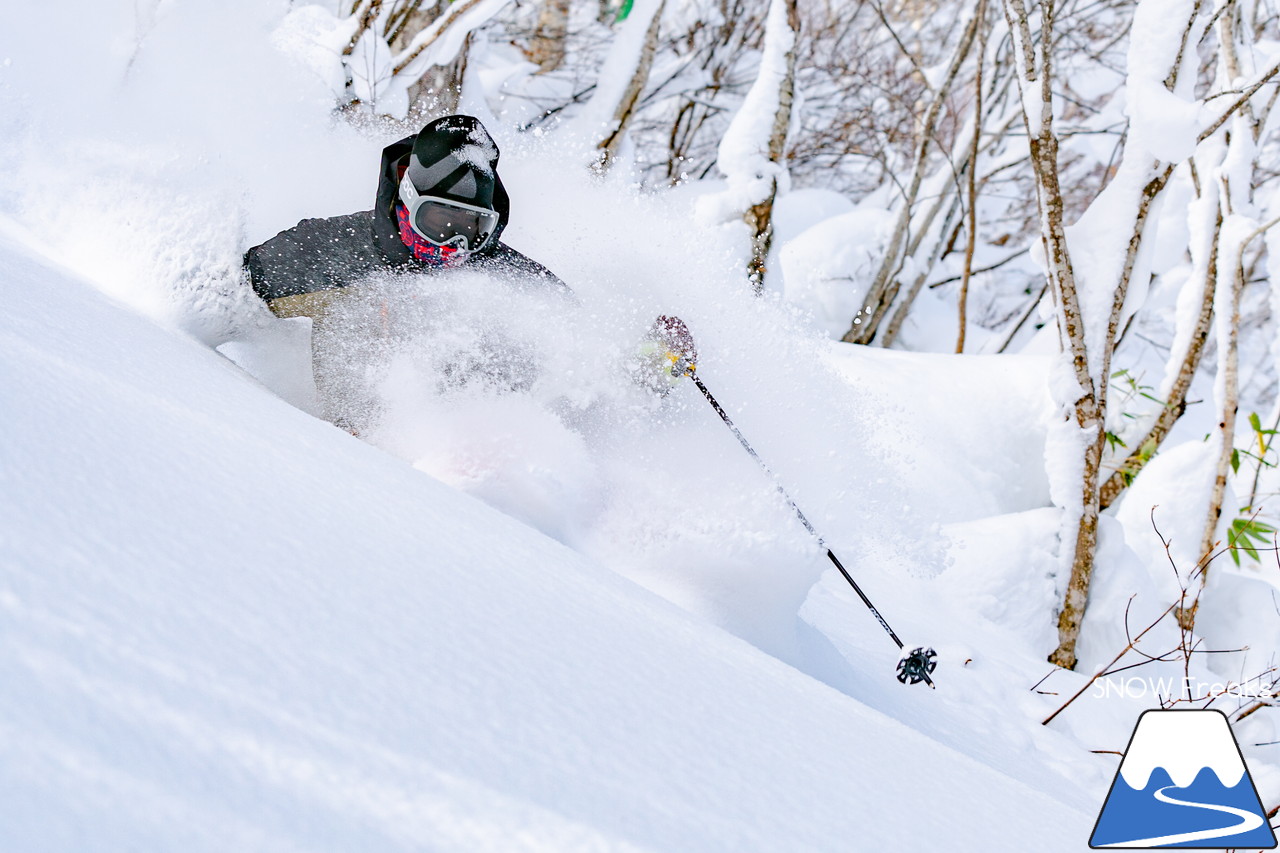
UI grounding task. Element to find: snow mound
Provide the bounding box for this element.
[780,208,892,339]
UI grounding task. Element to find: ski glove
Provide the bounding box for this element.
[635,315,698,397]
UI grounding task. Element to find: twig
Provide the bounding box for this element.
[1197,57,1280,144]
[1042,597,1180,726]
[1029,668,1057,692]
[1044,512,1236,725]
[995,282,1048,354]
[930,248,1030,288]
[956,0,989,354]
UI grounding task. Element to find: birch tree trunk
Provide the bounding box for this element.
[1188,7,1266,606]
[1200,200,1247,576]
[1191,10,1249,596]
[955,0,988,353]
[1094,5,1280,515]
[407,35,470,118]
[1098,202,1219,511]
[392,0,514,79]
[841,4,979,343]
[1001,0,1102,671]
[530,0,572,73]
[692,0,798,293]
[1001,0,1247,668]
[571,0,666,171]
[735,0,799,293]
[1189,116,1265,624]
[388,1,468,119]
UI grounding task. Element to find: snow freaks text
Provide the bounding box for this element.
[1095,676,1280,702]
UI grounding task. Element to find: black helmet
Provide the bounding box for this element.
[397,115,504,254]
[406,114,501,208]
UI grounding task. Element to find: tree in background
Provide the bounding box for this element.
[699,0,799,292]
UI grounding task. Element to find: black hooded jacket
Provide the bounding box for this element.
[245,120,566,304]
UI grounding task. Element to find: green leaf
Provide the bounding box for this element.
[1250,411,1263,432]
[1227,516,1276,565]
[1231,447,1240,474]
[616,0,634,21]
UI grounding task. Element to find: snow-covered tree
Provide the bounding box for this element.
[570,0,667,170]
[698,0,799,292]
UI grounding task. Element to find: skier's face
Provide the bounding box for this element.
[396,204,472,268]
[398,176,498,253]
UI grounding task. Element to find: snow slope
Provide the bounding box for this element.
[0,225,1091,850]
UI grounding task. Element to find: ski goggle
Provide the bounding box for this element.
[398,175,499,253]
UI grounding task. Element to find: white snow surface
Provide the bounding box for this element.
[779,208,891,338]
[0,226,1089,850]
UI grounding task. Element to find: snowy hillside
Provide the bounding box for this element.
[0,227,1093,849]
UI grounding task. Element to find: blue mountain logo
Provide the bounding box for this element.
[1091,709,1276,848]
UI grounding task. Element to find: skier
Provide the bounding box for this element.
[243,114,569,428]
[245,113,567,315]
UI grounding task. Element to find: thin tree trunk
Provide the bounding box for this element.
[741,0,799,293]
[595,0,668,170]
[956,0,988,353]
[843,3,980,344]
[1002,0,1101,671]
[1010,0,1232,667]
[877,89,1022,345]
[1199,218,1243,573]
[344,0,385,57]
[1099,201,1220,510]
[883,192,964,345]
[1092,16,1280,511]
[530,0,572,73]
[1186,203,1280,626]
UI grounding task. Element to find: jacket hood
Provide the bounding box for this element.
[373,116,511,261]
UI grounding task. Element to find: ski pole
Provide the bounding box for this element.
[685,367,936,688]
